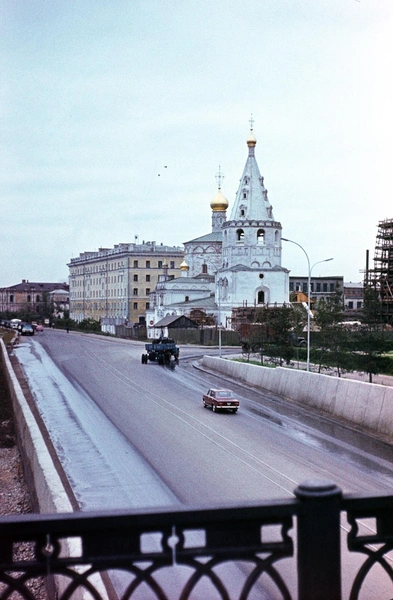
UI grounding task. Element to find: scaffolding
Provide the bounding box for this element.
[366,218,393,324]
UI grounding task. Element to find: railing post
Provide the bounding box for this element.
[295,479,342,600]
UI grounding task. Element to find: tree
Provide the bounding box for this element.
[350,287,393,383]
[254,304,296,366]
[313,286,349,376]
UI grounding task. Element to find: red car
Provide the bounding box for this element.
[202,388,239,413]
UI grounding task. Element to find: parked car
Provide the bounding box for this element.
[202,388,239,413]
[35,324,44,332]
[10,319,22,330]
[20,324,34,336]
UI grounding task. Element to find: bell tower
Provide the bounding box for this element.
[216,120,289,318]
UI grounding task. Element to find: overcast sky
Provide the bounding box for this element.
[2,0,392,288]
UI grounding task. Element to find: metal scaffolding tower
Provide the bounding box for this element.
[366,218,393,324]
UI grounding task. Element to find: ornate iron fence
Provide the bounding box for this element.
[0,480,393,599]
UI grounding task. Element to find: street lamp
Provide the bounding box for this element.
[217,278,222,358]
[282,237,333,372]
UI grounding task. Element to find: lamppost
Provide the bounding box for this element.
[282,238,333,372]
[217,278,222,358]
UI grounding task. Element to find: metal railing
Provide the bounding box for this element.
[0,480,392,599]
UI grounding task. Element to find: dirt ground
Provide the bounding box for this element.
[0,348,32,515]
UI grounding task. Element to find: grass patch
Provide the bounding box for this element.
[0,329,16,345]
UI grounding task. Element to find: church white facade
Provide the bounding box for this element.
[146,124,289,337]
[216,127,289,326]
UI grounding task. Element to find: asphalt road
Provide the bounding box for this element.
[27,331,393,498]
[14,330,393,599]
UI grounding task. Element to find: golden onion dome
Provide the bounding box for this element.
[210,189,229,212]
[180,259,189,271]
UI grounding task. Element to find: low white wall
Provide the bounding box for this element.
[201,356,393,441]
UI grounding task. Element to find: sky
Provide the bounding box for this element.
[1,0,392,287]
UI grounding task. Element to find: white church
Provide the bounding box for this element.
[146,124,290,338]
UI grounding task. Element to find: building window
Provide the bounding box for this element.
[10,295,13,302]
[133,260,138,268]
[202,264,208,274]
[330,283,335,292]
[36,295,40,302]
[257,290,265,304]
[158,261,163,268]
[146,260,150,268]
[27,295,31,302]
[146,302,150,309]
[133,288,138,296]
[323,283,328,292]
[236,229,244,243]
[316,283,321,292]
[185,296,189,302]
[348,301,353,309]
[257,229,265,243]
[170,261,175,269]
[146,274,150,282]
[133,274,138,282]
[146,288,150,295]
[289,282,294,291]
[357,301,362,309]
[302,283,307,293]
[133,302,138,310]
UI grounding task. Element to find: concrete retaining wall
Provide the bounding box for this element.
[202,356,393,441]
[0,339,72,514]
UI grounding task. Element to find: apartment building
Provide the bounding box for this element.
[68,241,184,326]
[289,275,344,304]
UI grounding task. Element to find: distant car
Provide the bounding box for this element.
[35,324,44,332]
[20,324,34,336]
[202,388,239,413]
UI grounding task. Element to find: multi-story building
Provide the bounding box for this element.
[289,276,344,304]
[68,241,184,328]
[0,280,69,317]
[343,282,364,311]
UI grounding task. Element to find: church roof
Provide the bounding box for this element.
[229,127,275,222]
[163,275,214,286]
[184,231,222,244]
[163,294,217,311]
[221,263,254,272]
[219,263,289,273]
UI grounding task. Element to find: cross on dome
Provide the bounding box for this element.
[215,165,224,190]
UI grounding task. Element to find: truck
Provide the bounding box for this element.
[141,337,180,365]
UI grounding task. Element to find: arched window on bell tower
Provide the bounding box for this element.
[257,229,265,244]
[257,290,265,304]
[236,229,244,244]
